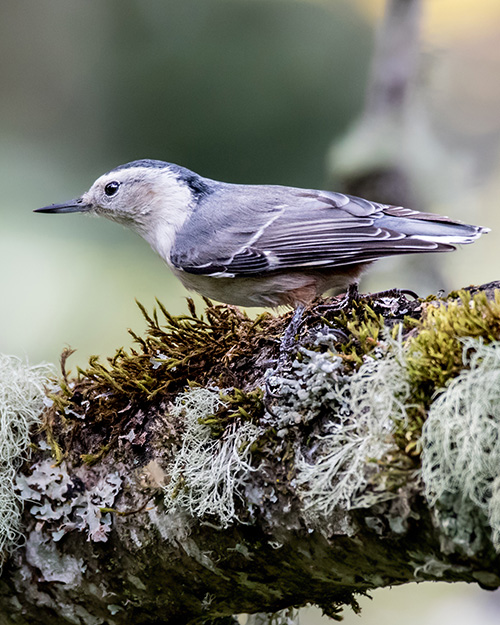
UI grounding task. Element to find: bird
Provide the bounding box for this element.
[35,159,488,308]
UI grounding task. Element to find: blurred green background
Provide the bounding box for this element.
[2,0,500,622]
[2,0,373,366]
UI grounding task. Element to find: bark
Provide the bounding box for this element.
[1,282,500,625]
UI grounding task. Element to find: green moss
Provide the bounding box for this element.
[396,290,500,455]
[322,302,385,369]
[79,298,276,404]
[407,290,500,400]
[43,288,500,471]
[199,388,265,439]
[342,305,384,364]
[44,299,281,466]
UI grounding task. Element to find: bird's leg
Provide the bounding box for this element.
[313,282,360,314]
[279,304,306,360]
[343,282,359,307]
[263,304,306,414]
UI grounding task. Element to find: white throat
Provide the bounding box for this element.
[131,169,194,264]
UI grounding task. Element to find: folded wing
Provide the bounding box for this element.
[171,184,485,277]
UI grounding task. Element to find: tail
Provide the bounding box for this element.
[380,206,489,249]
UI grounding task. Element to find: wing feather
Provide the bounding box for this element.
[170,183,469,277]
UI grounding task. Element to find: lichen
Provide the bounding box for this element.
[265,330,346,429]
[421,338,500,552]
[24,529,85,586]
[0,355,53,559]
[293,332,409,526]
[16,459,122,542]
[163,388,264,527]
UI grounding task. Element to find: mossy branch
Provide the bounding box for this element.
[2,282,500,625]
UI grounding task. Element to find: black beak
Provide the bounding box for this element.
[34,199,90,214]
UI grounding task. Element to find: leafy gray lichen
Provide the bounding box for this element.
[160,328,500,563]
[16,459,122,542]
[162,331,414,535]
[264,331,346,430]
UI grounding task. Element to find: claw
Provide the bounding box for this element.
[362,287,419,301]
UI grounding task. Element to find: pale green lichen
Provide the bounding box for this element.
[421,338,500,551]
[410,554,459,581]
[0,355,53,557]
[164,388,263,527]
[245,608,300,625]
[295,332,409,524]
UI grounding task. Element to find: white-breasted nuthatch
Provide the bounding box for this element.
[35,159,489,307]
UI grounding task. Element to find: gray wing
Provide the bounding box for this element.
[170,183,478,277]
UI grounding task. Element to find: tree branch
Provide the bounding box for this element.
[1,283,500,624]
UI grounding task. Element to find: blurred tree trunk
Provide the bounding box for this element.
[330,0,422,203]
[328,0,449,293]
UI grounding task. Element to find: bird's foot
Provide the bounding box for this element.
[313,283,360,315]
[337,282,360,309]
[314,285,419,316]
[362,287,419,301]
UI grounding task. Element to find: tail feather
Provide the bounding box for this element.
[379,206,489,247]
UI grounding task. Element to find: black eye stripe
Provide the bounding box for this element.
[104,181,120,197]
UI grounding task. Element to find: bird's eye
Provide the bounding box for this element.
[104,181,120,197]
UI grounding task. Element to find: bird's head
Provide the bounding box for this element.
[35,160,201,237]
